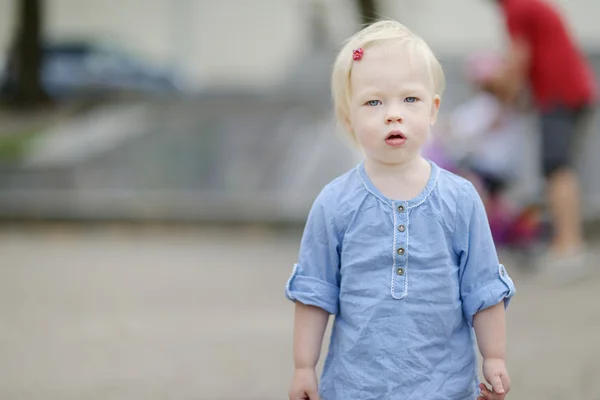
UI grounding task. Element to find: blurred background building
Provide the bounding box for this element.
[1,1,600,399]
[0,0,599,223]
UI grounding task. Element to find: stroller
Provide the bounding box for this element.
[424,53,542,250]
[424,120,542,250]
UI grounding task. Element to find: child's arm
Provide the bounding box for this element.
[474,302,511,397]
[454,182,516,399]
[286,186,342,400]
[293,302,329,369]
[289,302,329,400]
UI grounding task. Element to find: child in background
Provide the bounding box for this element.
[286,20,515,400]
[425,52,540,248]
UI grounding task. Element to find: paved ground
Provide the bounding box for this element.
[0,224,599,400]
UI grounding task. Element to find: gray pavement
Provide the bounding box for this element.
[0,225,599,400]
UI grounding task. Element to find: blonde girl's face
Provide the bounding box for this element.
[346,44,441,166]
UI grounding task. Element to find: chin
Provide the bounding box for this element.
[371,154,411,165]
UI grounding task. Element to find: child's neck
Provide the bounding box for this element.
[365,156,431,201]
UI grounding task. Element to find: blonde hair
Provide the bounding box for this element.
[331,20,446,142]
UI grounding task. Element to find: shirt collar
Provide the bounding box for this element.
[356,160,440,209]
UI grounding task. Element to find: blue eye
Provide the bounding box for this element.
[366,100,382,106]
[405,97,418,103]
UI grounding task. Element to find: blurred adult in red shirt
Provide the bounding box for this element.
[490,0,596,276]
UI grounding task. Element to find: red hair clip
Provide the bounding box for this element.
[352,48,364,61]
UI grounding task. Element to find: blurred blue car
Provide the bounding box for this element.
[1,40,195,100]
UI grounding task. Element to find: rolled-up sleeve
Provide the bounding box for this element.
[285,188,341,315]
[455,182,516,327]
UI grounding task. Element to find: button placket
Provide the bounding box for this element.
[391,201,408,299]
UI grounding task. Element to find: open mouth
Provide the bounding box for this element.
[386,132,406,140]
[385,131,407,146]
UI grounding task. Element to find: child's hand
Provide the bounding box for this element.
[289,367,320,400]
[478,358,511,399]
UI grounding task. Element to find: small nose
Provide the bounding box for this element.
[386,105,403,124]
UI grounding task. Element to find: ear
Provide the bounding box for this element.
[430,95,441,125]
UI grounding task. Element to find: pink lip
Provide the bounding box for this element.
[385,130,406,147]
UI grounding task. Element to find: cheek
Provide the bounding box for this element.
[348,105,365,125]
[353,119,381,148]
[408,108,433,137]
[417,106,434,125]
[351,108,378,129]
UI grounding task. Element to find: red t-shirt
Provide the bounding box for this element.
[501,0,596,110]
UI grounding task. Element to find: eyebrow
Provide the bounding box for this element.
[354,89,384,99]
[355,85,429,98]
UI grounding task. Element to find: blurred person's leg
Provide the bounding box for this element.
[540,105,594,268]
[546,168,583,252]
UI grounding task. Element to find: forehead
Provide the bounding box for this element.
[350,43,432,92]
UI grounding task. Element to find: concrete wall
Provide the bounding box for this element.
[0,0,311,90]
[380,0,600,55]
[0,0,16,50]
[1,0,600,89]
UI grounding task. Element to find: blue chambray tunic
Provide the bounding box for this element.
[285,161,516,400]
